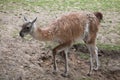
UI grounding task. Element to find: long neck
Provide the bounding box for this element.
[30,25,54,41]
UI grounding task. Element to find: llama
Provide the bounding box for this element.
[19,11,103,77]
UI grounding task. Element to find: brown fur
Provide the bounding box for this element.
[35,12,101,44]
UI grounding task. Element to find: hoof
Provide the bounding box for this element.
[93,67,99,71]
[61,73,69,77]
[52,70,57,75]
[87,73,91,76]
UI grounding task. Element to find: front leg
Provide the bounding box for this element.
[52,41,72,76]
[61,49,69,77]
[52,49,58,74]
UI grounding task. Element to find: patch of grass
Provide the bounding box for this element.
[98,44,120,51]
[0,25,7,31]
[75,42,120,52]
[24,35,33,40]
[11,29,19,38]
[0,0,120,12]
[0,0,28,11]
[28,0,120,11]
[79,53,89,60]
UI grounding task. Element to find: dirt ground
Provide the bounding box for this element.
[0,7,120,80]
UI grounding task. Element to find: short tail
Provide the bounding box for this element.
[94,12,103,22]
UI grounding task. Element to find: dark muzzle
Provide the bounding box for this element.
[19,31,24,38]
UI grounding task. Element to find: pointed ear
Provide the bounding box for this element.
[32,17,37,24]
[24,16,28,21]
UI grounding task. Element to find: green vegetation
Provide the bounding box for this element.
[79,53,89,60]
[0,0,120,12]
[98,44,120,51]
[11,29,19,38]
[76,43,120,51]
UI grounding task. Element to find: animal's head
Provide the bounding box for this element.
[19,17,37,38]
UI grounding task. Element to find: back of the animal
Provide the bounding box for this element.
[51,12,95,43]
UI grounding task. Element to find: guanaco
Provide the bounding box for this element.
[19,11,103,77]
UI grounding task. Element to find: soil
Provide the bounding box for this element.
[0,7,120,80]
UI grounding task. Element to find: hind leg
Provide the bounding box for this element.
[93,46,100,70]
[87,44,94,75]
[87,44,99,75]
